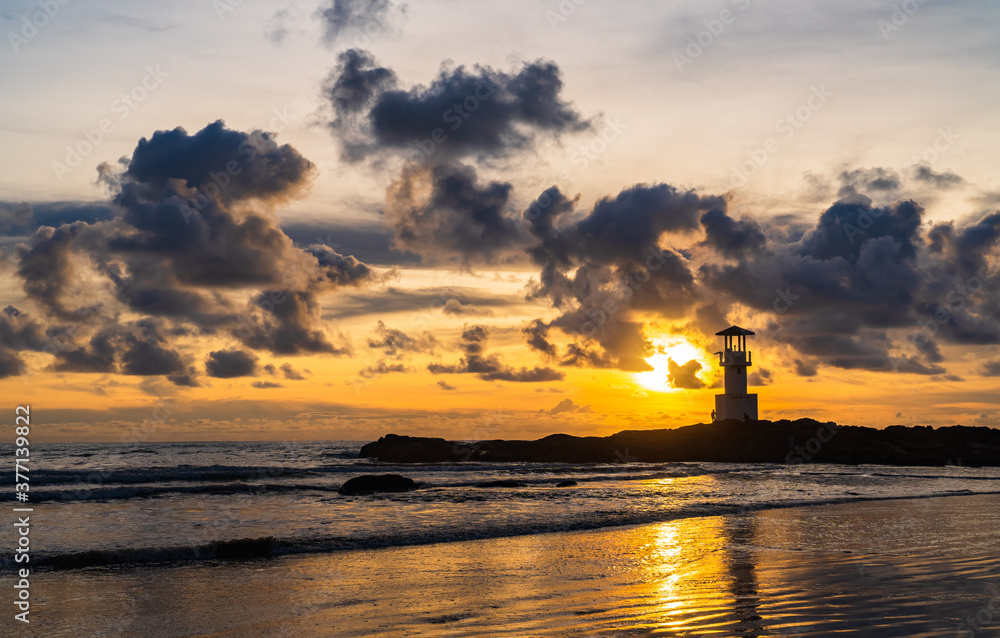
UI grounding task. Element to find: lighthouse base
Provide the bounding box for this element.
[715,393,758,421]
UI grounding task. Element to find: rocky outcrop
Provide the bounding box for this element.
[358,419,1000,466]
[338,474,417,495]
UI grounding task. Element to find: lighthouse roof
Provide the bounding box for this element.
[715,325,755,336]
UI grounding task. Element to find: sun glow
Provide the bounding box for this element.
[635,338,710,392]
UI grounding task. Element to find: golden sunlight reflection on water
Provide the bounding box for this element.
[27,494,1000,637]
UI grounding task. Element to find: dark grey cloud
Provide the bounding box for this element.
[385,162,521,263]
[441,298,492,316]
[520,183,723,371]
[3,122,389,382]
[280,363,306,380]
[436,380,456,390]
[49,320,189,379]
[205,349,259,378]
[428,325,564,383]
[252,381,284,389]
[982,360,1000,377]
[316,0,400,45]
[912,165,964,189]
[667,358,705,389]
[700,209,766,258]
[748,367,772,386]
[324,49,589,162]
[366,320,436,358]
[237,290,351,356]
[523,319,556,356]
[793,359,818,377]
[837,167,901,198]
[359,359,408,379]
[547,398,589,415]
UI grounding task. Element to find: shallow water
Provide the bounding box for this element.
[3,440,999,567]
[17,494,1000,637]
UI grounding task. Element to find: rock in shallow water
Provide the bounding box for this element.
[555,480,578,487]
[338,474,417,495]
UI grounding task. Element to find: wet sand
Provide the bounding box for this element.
[19,493,1000,637]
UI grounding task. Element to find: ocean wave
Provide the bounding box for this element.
[30,481,343,503]
[30,491,1000,571]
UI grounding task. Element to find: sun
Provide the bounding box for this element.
[635,337,709,392]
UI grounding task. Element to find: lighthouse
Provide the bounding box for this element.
[714,326,758,421]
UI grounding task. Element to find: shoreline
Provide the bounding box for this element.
[20,493,1000,637]
[29,486,1000,572]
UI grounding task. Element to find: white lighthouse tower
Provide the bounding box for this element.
[714,326,758,421]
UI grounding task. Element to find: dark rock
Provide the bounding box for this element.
[475,480,526,488]
[555,480,578,487]
[338,474,417,495]
[357,419,1000,467]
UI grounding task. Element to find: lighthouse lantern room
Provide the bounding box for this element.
[714,325,758,421]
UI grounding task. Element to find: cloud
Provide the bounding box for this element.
[2,122,391,382]
[517,183,727,372]
[837,167,901,198]
[436,380,457,390]
[981,360,1000,376]
[384,162,521,263]
[325,286,520,320]
[911,165,964,189]
[523,319,556,356]
[237,290,352,355]
[748,367,772,385]
[666,358,704,389]
[358,359,408,379]
[280,363,306,380]
[366,320,436,358]
[547,398,590,415]
[252,381,284,389]
[323,49,589,162]
[316,0,400,45]
[428,325,564,383]
[441,298,492,316]
[793,359,818,377]
[206,349,258,378]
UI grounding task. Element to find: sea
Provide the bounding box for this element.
[8,440,1000,570]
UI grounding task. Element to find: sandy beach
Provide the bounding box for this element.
[19,492,999,637]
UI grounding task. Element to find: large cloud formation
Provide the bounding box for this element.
[2,121,384,381]
[323,49,589,163]
[516,180,1000,377]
